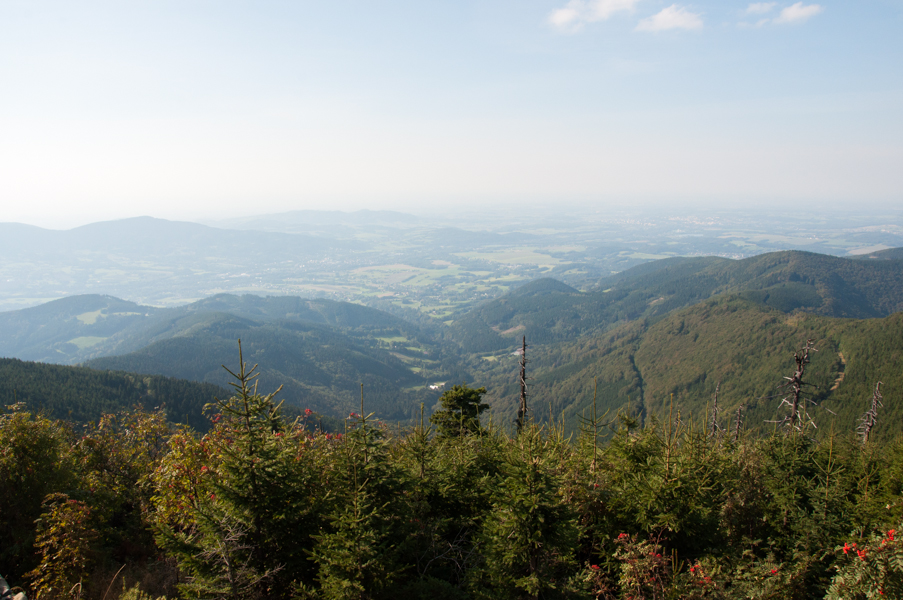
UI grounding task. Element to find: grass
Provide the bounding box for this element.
[68,336,108,349]
[453,249,564,266]
[76,310,106,325]
[351,263,472,288]
[390,352,418,363]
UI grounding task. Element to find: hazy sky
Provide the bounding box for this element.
[2,1,901,227]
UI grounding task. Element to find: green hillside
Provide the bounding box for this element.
[471,296,903,440]
[84,313,437,421]
[0,292,465,421]
[0,292,434,365]
[0,358,226,430]
[0,294,161,363]
[450,250,903,353]
[166,292,414,330]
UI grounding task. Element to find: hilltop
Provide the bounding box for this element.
[0,293,434,364]
[0,293,464,420]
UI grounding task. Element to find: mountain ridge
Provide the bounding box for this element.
[449,249,903,353]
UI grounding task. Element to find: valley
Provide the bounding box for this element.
[3,229,903,440]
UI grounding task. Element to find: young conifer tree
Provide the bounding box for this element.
[403,403,501,591]
[155,343,322,599]
[310,387,409,600]
[475,423,578,599]
[429,384,489,439]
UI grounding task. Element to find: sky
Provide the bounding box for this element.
[1,0,902,227]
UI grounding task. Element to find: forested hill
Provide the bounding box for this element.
[0,292,432,365]
[83,314,434,421]
[0,292,460,421]
[0,358,227,430]
[0,294,162,363]
[471,295,903,440]
[450,250,903,353]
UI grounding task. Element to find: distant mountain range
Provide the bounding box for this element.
[0,216,353,262]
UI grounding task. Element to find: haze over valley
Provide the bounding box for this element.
[4,206,902,314]
[3,206,903,437]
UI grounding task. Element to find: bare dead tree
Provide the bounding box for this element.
[858,382,884,444]
[733,403,744,443]
[516,336,529,433]
[767,339,820,433]
[709,381,722,438]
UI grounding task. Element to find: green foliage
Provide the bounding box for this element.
[826,527,903,599]
[7,319,903,600]
[0,290,421,366]
[85,315,433,422]
[6,396,903,599]
[75,409,173,565]
[601,417,734,558]
[310,409,408,600]
[0,404,175,596]
[0,294,158,364]
[0,290,460,422]
[452,250,903,354]
[396,414,501,593]
[26,493,98,599]
[611,534,673,599]
[473,424,579,599]
[429,385,489,439]
[0,406,75,584]
[118,584,171,600]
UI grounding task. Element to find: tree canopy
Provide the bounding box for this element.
[429,384,489,438]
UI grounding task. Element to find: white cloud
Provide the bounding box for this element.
[589,0,644,19]
[549,1,584,29]
[548,0,641,31]
[635,5,703,32]
[745,2,777,15]
[774,2,824,23]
